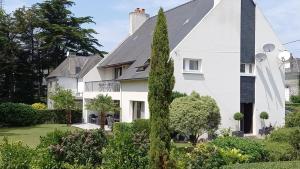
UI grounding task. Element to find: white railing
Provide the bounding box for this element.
[85,81,120,92]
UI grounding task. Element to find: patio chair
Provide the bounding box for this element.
[89,114,98,124]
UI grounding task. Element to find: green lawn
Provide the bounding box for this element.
[0,124,79,147]
[223,161,300,169]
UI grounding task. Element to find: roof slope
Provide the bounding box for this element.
[47,55,102,79]
[100,0,214,80]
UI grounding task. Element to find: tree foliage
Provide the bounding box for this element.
[148,8,175,169]
[50,87,76,125]
[85,94,119,129]
[0,0,105,104]
[170,92,220,144]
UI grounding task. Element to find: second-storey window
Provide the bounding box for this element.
[183,58,202,73]
[240,63,255,75]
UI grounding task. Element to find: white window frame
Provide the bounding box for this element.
[131,101,145,120]
[182,58,202,74]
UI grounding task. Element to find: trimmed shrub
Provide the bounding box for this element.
[286,111,300,127]
[291,95,300,104]
[170,92,221,144]
[50,129,107,166]
[31,103,47,110]
[233,112,244,121]
[260,112,269,120]
[0,103,38,126]
[0,138,34,169]
[103,120,150,169]
[212,137,268,162]
[263,141,295,161]
[269,127,296,143]
[222,161,300,169]
[30,148,62,169]
[36,109,82,124]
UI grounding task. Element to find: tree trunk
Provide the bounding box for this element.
[66,110,72,126]
[100,112,106,130]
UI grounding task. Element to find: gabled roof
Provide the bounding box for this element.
[47,55,102,79]
[99,0,215,80]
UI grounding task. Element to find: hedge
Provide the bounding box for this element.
[0,103,82,127]
[222,161,300,169]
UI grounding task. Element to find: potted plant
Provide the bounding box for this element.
[259,111,272,135]
[232,112,244,137]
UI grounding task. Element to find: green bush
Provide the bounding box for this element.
[103,120,150,169]
[188,143,225,169]
[270,127,300,158]
[263,141,295,161]
[0,138,34,169]
[38,129,71,149]
[30,148,62,169]
[222,161,300,169]
[36,109,82,124]
[170,92,221,144]
[291,95,300,103]
[0,103,38,126]
[49,129,107,166]
[212,137,268,162]
[286,111,300,127]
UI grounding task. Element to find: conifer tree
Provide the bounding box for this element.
[148,8,174,169]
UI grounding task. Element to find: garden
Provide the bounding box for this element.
[1,91,300,168]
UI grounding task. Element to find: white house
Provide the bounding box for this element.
[83,0,286,135]
[47,55,102,109]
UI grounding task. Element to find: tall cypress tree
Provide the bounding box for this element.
[148,8,174,169]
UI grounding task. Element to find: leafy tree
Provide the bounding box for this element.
[171,91,187,101]
[169,92,220,144]
[85,94,119,129]
[148,8,175,169]
[50,87,76,126]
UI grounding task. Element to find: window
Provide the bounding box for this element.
[114,67,122,79]
[132,101,145,120]
[240,64,246,73]
[75,67,81,74]
[189,60,199,70]
[241,63,255,75]
[183,58,202,73]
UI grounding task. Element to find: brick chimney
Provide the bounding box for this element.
[129,8,150,35]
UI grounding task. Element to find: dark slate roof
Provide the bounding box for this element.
[99,0,215,80]
[47,55,102,79]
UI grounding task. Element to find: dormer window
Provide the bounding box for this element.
[136,59,150,72]
[75,67,81,74]
[114,67,122,79]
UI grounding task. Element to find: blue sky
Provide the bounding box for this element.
[4,0,300,57]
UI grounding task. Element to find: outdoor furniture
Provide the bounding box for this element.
[107,115,114,129]
[89,114,98,124]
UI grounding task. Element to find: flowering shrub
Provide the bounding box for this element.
[31,103,47,110]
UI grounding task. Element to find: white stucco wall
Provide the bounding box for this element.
[120,80,149,122]
[171,0,241,130]
[254,7,285,132]
[56,77,78,94]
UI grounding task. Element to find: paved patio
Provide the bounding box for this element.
[72,123,111,131]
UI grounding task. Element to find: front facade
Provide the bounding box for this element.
[83,0,286,135]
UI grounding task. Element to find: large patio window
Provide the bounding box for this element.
[131,101,145,120]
